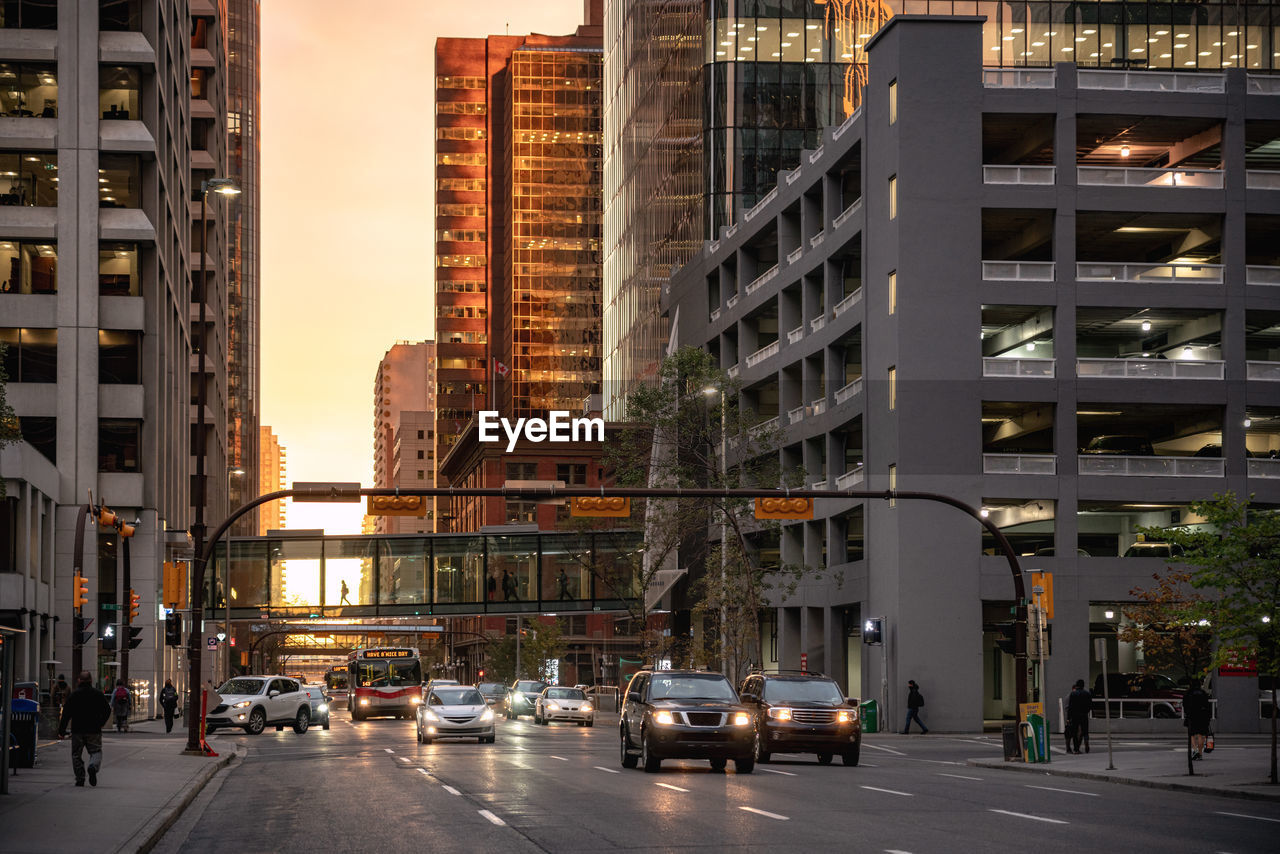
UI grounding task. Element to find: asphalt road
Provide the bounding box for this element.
[157,713,1280,853]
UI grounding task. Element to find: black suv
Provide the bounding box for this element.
[739,671,861,766]
[619,669,754,774]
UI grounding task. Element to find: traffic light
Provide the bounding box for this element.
[477,668,485,679]
[367,494,427,517]
[570,496,630,517]
[862,617,883,646]
[101,623,117,651]
[128,588,141,621]
[74,615,94,646]
[754,497,814,520]
[119,518,135,538]
[73,573,89,610]
[127,627,143,649]
[96,506,117,528]
[164,613,181,647]
[162,561,188,608]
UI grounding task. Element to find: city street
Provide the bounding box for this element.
[156,714,1280,853]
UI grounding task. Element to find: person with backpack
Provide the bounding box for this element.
[159,679,179,733]
[57,671,112,786]
[902,679,929,734]
[110,679,130,732]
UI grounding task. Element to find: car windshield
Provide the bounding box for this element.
[433,688,484,706]
[546,688,584,700]
[477,683,504,693]
[762,679,844,704]
[219,678,265,695]
[355,659,422,688]
[516,681,547,693]
[649,674,737,702]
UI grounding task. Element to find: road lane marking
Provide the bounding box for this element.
[864,744,907,756]
[990,809,1067,825]
[442,784,461,796]
[1026,784,1098,797]
[861,785,914,797]
[886,850,915,854]
[860,763,880,767]
[399,756,411,763]
[416,768,430,776]
[740,806,789,821]
[759,768,796,776]
[938,773,983,781]
[594,766,620,773]
[384,748,394,754]
[549,755,568,761]
[1214,811,1280,824]
[478,809,506,826]
[656,782,689,792]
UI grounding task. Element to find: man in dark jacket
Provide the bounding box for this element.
[1183,677,1212,759]
[1066,679,1093,754]
[902,679,928,734]
[159,679,179,733]
[57,671,112,787]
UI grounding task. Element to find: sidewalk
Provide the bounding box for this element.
[970,736,1280,802]
[1,718,239,854]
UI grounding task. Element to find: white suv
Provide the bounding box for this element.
[207,676,312,735]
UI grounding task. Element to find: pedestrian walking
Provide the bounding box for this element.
[1065,678,1092,754]
[502,569,518,601]
[556,568,571,600]
[159,679,179,733]
[51,673,70,713]
[1183,677,1212,759]
[110,679,130,732]
[902,679,929,734]
[57,671,112,787]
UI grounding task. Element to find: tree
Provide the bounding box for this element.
[1141,492,1280,784]
[0,342,20,498]
[520,619,566,683]
[1115,569,1213,685]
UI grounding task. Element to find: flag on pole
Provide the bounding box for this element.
[493,358,510,377]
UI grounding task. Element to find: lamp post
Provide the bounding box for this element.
[703,385,728,676]
[185,177,239,755]
[223,467,245,683]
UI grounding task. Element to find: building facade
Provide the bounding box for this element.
[666,14,1280,732]
[257,425,284,533]
[373,341,436,534]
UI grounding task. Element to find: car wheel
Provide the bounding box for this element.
[485,735,496,744]
[1154,705,1178,720]
[416,725,424,744]
[585,720,593,728]
[422,736,432,745]
[735,755,755,774]
[293,708,310,734]
[245,707,266,735]
[817,752,833,765]
[842,743,860,767]
[641,730,661,773]
[322,720,330,731]
[620,726,638,769]
[709,757,727,772]
[753,728,771,763]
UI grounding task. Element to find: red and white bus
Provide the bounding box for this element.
[347,647,423,720]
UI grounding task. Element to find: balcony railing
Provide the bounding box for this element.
[751,416,781,437]
[832,106,861,140]
[746,264,779,295]
[787,325,805,345]
[1249,458,1280,479]
[727,294,739,309]
[743,187,778,222]
[787,247,803,264]
[708,239,721,255]
[727,364,740,379]
[788,405,806,425]
[1078,455,1225,477]
[745,340,780,368]
[833,198,863,229]
[1078,69,1224,93]
[1248,74,1280,95]
[811,479,828,490]
[832,288,863,318]
[710,308,721,323]
[1076,262,1223,283]
[809,397,827,416]
[811,315,826,333]
[982,260,1055,281]
[1077,166,1223,188]
[1247,266,1280,286]
[983,165,1055,185]
[808,146,825,165]
[810,231,825,249]
[983,68,1055,88]
[1247,170,1280,190]
[725,224,738,239]
[1077,358,1224,380]
[835,467,865,490]
[983,453,1056,475]
[785,167,803,185]
[834,378,863,405]
[983,357,1055,378]
[1247,361,1280,381]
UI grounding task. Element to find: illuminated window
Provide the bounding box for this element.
[437,127,486,141]
[888,366,896,410]
[436,178,486,193]
[888,79,897,124]
[888,175,897,220]
[436,152,487,167]
[888,464,897,508]
[888,270,897,315]
[437,101,486,115]
[436,76,485,90]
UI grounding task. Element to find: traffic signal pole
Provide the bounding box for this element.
[70,503,91,679]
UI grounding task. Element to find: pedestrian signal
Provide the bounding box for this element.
[863,617,884,646]
[367,495,427,516]
[164,613,181,647]
[570,496,630,517]
[102,623,117,651]
[127,627,143,649]
[754,497,813,520]
[73,573,90,610]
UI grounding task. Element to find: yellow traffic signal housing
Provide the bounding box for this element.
[367,495,427,517]
[754,497,814,520]
[119,520,135,537]
[1031,571,1054,620]
[73,574,89,610]
[129,588,141,621]
[570,496,630,517]
[162,561,188,608]
[97,506,117,528]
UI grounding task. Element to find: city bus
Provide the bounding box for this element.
[324,666,349,704]
[347,647,423,720]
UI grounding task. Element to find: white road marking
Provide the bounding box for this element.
[594,766,620,774]
[740,806,789,821]
[478,809,506,826]
[416,768,430,776]
[1026,784,1098,797]
[399,756,411,763]
[864,743,907,756]
[549,755,568,761]
[990,809,1068,825]
[861,785,914,797]
[1214,811,1280,824]
[885,850,915,854]
[860,763,880,767]
[656,782,689,792]
[938,773,983,781]
[442,784,461,796]
[383,748,394,754]
[759,768,796,776]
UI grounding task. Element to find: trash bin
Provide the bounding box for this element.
[1001,722,1021,761]
[860,699,878,734]
[10,697,39,769]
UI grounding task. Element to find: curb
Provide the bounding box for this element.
[116,741,241,854]
[968,758,1280,803]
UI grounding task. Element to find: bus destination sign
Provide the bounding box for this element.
[363,648,415,659]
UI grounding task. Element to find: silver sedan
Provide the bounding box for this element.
[534,686,595,727]
[416,685,497,744]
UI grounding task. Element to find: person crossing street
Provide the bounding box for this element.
[902,679,929,734]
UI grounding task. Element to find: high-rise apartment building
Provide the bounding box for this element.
[0,0,211,710]
[602,0,1280,418]
[373,341,437,534]
[257,425,285,533]
[433,3,603,479]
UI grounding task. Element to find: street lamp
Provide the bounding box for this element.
[223,468,245,683]
[703,384,729,676]
[185,177,239,755]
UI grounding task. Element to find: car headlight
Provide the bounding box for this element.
[318,703,329,713]
[359,698,370,706]
[838,709,854,723]
[654,710,675,725]
[480,707,494,722]
[547,702,560,711]
[411,696,421,705]
[581,703,593,713]
[733,712,751,727]
[766,707,792,721]
[231,700,251,709]
[422,709,440,722]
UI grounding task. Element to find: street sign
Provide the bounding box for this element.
[101,604,121,611]
[1030,571,1054,619]
[207,637,217,650]
[1093,637,1107,662]
[800,652,808,673]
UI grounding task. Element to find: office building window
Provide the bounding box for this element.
[889,79,897,124]
[888,366,896,410]
[18,415,54,463]
[100,66,139,119]
[0,327,56,382]
[99,0,143,31]
[98,419,140,472]
[417,470,425,480]
[556,463,588,485]
[888,175,897,220]
[416,450,424,459]
[98,329,141,384]
[0,151,56,206]
[437,75,485,90]
[417,430,424,439]
[0,241,57,294]
[888,270,896,315]
[0,63,57,117]
[507,462,537,481]
[99,243,139,295]
[0,1,58,28]
[98,154,140,208]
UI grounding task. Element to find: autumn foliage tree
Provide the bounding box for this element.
[1115,569,1213,685]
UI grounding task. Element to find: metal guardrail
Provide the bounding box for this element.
[982,453,1056,475]
[1076,261,1223,283]
[982,260,1055,281]
[983,165,1055,185]
[1078,166,1223,188]
[1248,74,1280,94]
[1088,697,1200,720]
[1247,360,1280,381]
[1246,170,1280,190]
[1247,266,1280,285]
[1078,454,1225,477]
[982,357,1055,378]
[1078,69,1224,93]
[1248,458,1280,479]
[1076,358,1224,380]
[983,68,1055,88]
